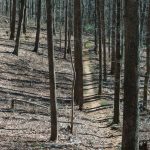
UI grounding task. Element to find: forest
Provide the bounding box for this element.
[0,0,149,150]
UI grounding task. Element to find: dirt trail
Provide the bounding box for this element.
[83,49,101,109]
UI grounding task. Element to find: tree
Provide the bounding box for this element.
[10,0,12,29]
[5,0,8,16]
[23,0,27,34]
[100,0,107,81]
[33,0,41,53]
[59,0,63,51]
[52,0,56,35]
[107,0,112,59]
[143,1,150,109]
[139,0,147,49]
[67,0,72,54]
[111,0,117,75]
[113,0,121,124]
[122,0,139,149]
[74,0,83,110]
[64,0,68,59]
[94,0,97,54]
[12,0,25,56]
[10,0,16,40]
[46,0,58,141]
[96,0,102,95]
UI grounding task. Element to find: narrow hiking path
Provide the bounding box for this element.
[83,48,101,110]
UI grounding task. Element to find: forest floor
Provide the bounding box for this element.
[0,21,150,150]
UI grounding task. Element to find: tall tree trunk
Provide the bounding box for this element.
[96,0,102,95]
[46,0,58,141]
[10,0,16,40]
[59,0,62,50]
[74,0,83,110]
[94,0,98,54]
[32,0,34,18]
[23,0,27,34]
[111,0,117,75]
[6,0,8,16]
[101,0,107,81]
[64,0,68,59]
[113,0,121,124]
[122,0,139,149]
[34,0,37,25]
[12,0,25,56]
[33,0,41,53]
[68,0,74,133]
[120,0,124,58]
[143,1,150,109]
[10,0,12,30]
[52,0,56,35]
[108,0,111,60]
[67,0,72,54]
[139,0,147,49]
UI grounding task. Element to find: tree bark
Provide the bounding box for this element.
[10,0,16,40]
[12,0,25,56]
[46,0,58,141]
[74,0,83,110]
[94,0,98,54]
[122,0,139,149]
[64,0,68,59]
[143,1,150,109]
[96,0,102,95]
[67,0,72,54]
[6,0,8,16]
[111,0,117,75]
[10,0,12,29]
[33,0,41,53]
[23,0,27,34]
[113,0,121,124]
[100,0,107,81]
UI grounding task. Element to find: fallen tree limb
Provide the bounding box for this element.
[11,99,48,109]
